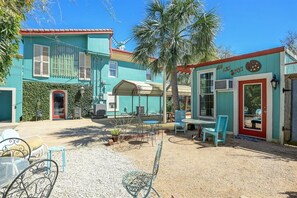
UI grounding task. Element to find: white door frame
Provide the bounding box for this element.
[233,73,273,142]
[0,87,16,123]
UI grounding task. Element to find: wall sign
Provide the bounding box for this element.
[246,60,261,72]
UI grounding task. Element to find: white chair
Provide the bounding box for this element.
[1,129,47,158]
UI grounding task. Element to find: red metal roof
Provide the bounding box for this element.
[177,47,285,74]
[20,28,113,35]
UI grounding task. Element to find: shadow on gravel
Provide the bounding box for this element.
[280,191,297,198]
[51,125,111,147]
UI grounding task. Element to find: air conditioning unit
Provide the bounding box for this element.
[93,104,107,116]
[136,106,145,116]
[215,79,233,90]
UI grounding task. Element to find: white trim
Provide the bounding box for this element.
[50,90,68,120]
[106,92,119,111]
[33,44,50,77]
[233,73,273,142]
[279,51,285,144]
[108,61,118,78]
[196,68,216,119]
[0,88,16,123]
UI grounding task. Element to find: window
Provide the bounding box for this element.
[199,71,214,117]
[51,44,79,78]
[107,92,119,111]
[79,52,91,80]
[109,61,118,77]
[146,68,152,80]
[33,45,50,77]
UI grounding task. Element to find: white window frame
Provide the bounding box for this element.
[33,44,50,77]
[146,68,153,81]
[107,92,119,111]
[109,61,118,78]
[79,52,91,80]
[197,68,216,119]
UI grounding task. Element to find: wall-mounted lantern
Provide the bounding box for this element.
[80,86,85,96]
[270,74,279,90]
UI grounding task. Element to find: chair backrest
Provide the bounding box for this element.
[175,110,186,122]
[215,115,229,133]
[151,140,163,179]
[4,159,59,198]
[1,129,20,139]
[0,138,31,160]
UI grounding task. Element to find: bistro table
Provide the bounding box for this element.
[182,118,216,140]
[0,157,30,189]
[143,120,159,146]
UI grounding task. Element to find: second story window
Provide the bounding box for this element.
[146,68,152,80]
[79,52,91,80]
[109,61,118,77]
[33,44,49,77]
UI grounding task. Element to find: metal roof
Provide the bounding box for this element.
[112,80,191,96]
[20,29,113,35]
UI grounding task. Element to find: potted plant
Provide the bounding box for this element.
[111,128,121,142]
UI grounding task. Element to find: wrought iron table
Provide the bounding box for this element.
[143,120,160,146]
[0,157,29,189]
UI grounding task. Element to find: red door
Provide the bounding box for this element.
[52,91,66,119]
[239,79,267,138]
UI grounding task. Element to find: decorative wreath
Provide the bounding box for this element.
[246,60,261,72]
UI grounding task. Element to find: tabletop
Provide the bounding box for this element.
[143,120,159,125]
[0,157,29,189]
[182,118,216,125]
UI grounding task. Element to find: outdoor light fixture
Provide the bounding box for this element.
[80,86,85,96]
[270,74,279,90]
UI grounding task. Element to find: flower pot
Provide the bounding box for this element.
[112,135,119,142]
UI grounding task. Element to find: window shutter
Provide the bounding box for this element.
[85,55,91,79]
[42,46,49,76]
[34,45,41,75]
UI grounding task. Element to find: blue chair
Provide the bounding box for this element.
[202,115,228,146]
[122,141,163,198]
[174,110,187,134]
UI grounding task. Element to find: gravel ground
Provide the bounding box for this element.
[51,145,136,198]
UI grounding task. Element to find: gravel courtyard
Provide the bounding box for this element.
[4,118,297,198]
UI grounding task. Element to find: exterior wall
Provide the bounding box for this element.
[193,52,282,141]
[0,58,23,122]
[103,59,163,116]
[87,34,110,55]
[22,34,164,117]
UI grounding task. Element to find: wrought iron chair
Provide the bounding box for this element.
[174,110,187,134]
[202,115,229,146]
[2,159,59,198]
[122,141,163,197]
[0,138,31,160]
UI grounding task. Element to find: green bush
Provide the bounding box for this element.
[23,82,93,121]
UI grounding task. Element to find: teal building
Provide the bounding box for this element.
[0,28,163,123]
[187,47,297,144]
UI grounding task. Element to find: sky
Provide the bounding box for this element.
[22,0,297,55]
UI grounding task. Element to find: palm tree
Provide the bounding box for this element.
[132,0,220,111]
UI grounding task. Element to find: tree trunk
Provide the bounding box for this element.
[170,70,180,111]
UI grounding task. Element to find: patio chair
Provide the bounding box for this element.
[122,141,163,198]
[1,129,47,158]
[0,137,31,160]
[202,115,228,147]
[174,110,187,134]
[2,159,59,198]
